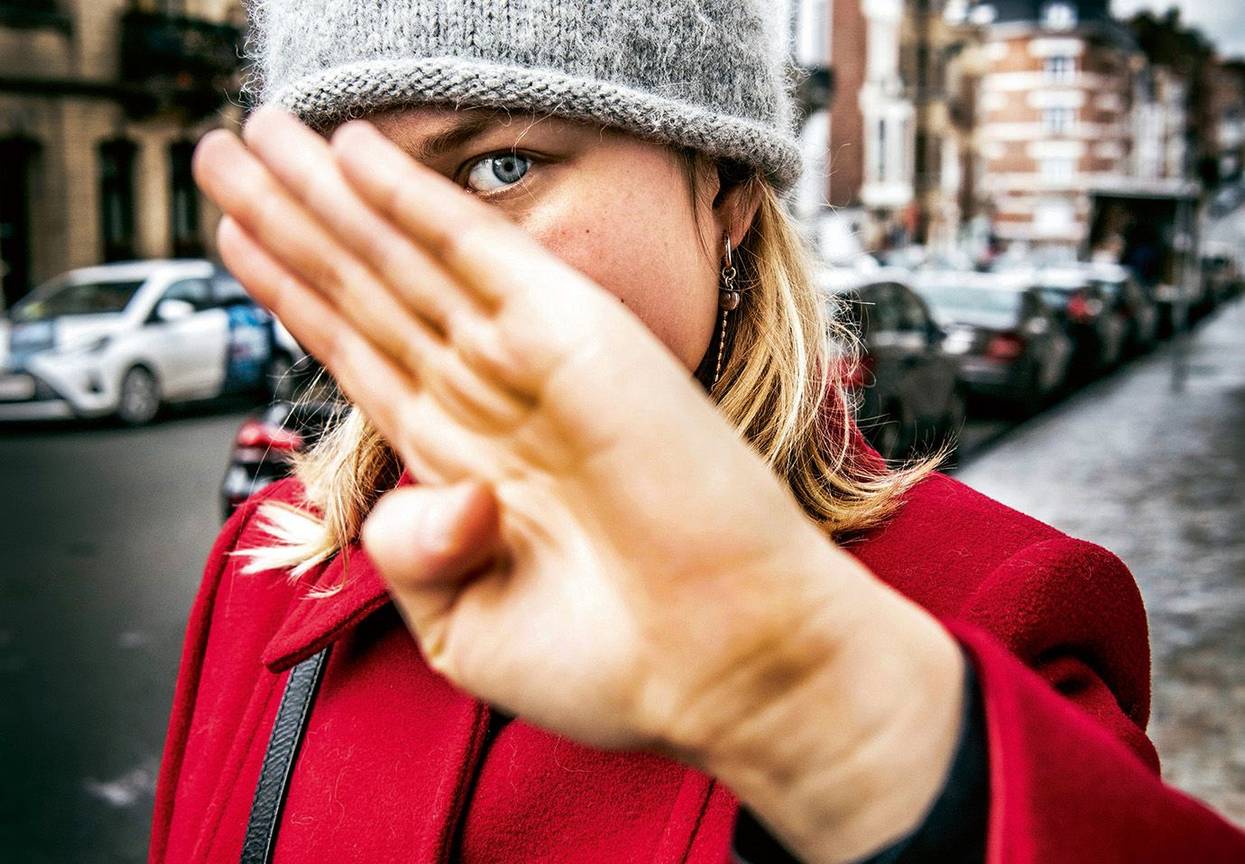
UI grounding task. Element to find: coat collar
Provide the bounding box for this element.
[261,467,417,672]
[262,403,882,673]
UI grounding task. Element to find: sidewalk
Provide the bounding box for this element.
[959,298,1245,826]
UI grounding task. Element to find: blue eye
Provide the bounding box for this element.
[465,153,531,193]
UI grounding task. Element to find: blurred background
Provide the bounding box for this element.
[1,0,1243,860]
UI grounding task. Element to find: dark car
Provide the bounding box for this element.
[220,398,341,521]
[913,270,1072,412]
[1032,267,1128,379]
[1201,243,1245,307]
[1082,262,1159,356]
[821,267,966,461]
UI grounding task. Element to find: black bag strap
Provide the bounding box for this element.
[240,647,330,864]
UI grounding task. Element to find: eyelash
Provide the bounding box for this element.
[459,149,540,198]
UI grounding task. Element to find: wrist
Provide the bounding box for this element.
[673,540,966,864]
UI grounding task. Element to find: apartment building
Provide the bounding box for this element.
[901,0,986,250]
[976,0,1137,255]
[1132,64,1188,182]
[0,0,246,310]
[1208,60,1245,183]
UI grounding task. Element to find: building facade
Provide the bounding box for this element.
[975,0,1138,256]
[0,0,246,311]
[1132,64,1188,182]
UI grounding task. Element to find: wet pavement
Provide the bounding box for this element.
[959,298,1245,826]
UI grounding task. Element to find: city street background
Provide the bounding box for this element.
[4,0,1245,861]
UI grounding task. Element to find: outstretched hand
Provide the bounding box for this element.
[189,110,961,864]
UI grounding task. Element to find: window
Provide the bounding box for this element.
[876,118,888,182]
[1040,157,1076,183]
[1041,2,1077,30]
[99,138,138,263]
[0,136,39,310]
[211,274,252,307]
[896,287,931,334]
[1043,106,1077,135]
[169,140,204,258]
[1044,55,1075,83]
[162,278,212,311]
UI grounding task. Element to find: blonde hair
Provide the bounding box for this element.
[233,147,938,586]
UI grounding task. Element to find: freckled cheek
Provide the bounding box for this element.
[526,211,718,370]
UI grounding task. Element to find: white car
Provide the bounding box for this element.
[0,259,307,424]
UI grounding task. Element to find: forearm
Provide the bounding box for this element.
[680,543,967,864]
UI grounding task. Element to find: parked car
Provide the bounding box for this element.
[221,398,341,520]
[820,266,966,461]
[913,270,1073,411]
[1081,262,1159,356]
[1201,242,1245,306]
[1032,267,1128,378]
[0,259,307,424]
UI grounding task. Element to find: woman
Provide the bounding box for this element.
[151,2,1244,863]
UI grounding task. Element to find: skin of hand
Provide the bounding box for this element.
[191,104,966,864]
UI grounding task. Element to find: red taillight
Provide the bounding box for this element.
[235,419,303,451]
[1066,292,1097,322]
[985,333,1025,360]
[834,353,876,389]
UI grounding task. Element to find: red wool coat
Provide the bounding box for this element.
[149,466,1245,863]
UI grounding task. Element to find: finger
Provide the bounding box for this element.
[362,481,507,670]
[192,128,446,383]
[240,105,480,337]
[330,119,592,315]
[217,216,532,474]
[197,127,536,429]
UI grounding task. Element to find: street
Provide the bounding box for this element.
[0,303,1242,861]
[0,400,254,863]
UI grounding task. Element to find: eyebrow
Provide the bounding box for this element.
[405,111,514,162]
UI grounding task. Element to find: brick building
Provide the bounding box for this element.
[1208,60,1245,183]
[976,0,1138,256]
[0,0,246,311]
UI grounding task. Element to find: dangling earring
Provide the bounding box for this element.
[713,232,741,387]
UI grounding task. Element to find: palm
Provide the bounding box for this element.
[193,106,825,753]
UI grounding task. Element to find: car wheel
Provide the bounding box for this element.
[264,352,296,402]
[117,366,161,426]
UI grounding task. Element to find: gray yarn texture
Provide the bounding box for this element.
[243,0,805,191]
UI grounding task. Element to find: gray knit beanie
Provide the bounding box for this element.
[242,1,804,192]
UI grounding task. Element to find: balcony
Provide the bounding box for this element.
[118,8,243,119]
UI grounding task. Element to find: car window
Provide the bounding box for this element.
[895,286,929,333]
[212,274,254,307]
[1020,291,1045,322]
[10,279,145,322]
[162,278,212,311]
[860,284,901,335]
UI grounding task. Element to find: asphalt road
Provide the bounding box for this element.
[0,398,257,864]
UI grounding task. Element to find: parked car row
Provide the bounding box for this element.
[212,249,1238,517]
[0,259,310,424]
[820,255,1237,461]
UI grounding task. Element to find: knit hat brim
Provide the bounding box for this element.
[266,56,803,193]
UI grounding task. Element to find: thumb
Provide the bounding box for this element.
[361,480,504,596]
